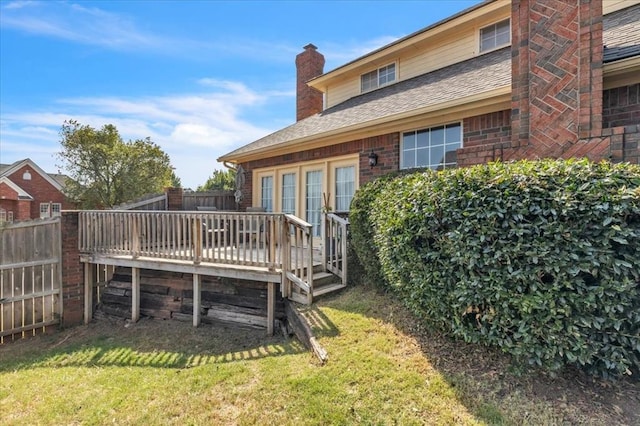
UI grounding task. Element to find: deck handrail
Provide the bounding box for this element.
[79,210,280,268]
[324,212,349,285]
[79,210,317,303]
[281,214,314,304]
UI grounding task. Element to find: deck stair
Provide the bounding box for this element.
[288,262,346,304]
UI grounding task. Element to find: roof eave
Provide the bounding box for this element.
[603,55,640,89]
[220,86,511,164]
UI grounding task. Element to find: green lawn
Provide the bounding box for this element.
[1,286,636,425]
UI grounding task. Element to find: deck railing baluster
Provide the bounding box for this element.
[78,211,322,304]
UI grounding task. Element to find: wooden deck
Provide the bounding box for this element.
[79,211,349,335]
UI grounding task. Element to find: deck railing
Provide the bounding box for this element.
[323,212,349,285]
[282,214,314,305]
[78,210,315,300]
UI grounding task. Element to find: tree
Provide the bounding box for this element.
[57,120,174,209]
[169,170,182,188]
[197,169,236,191]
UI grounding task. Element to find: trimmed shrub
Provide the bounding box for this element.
[356,159,640,379]
[350,172,406,287]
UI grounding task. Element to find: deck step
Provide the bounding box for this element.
[313,271,336,287]
[312,283,347,297]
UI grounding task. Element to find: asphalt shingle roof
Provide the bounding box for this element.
[221,47,511,159]
[603,4,640,63]
[220,4,640,160]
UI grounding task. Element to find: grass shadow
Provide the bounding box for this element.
[0,316,306,372]
[296,304,340,339]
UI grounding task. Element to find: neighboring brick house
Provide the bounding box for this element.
[218,0,640,238]
[0,158,75,222]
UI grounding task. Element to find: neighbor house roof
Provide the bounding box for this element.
[0,176,33,200]
[0,158,66,192]
[219,4,640,163]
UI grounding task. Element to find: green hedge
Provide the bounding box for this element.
[351,159,640,378]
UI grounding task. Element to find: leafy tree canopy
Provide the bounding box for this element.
[170,170,182,188]
[197,169,236,191]
[57,120,174,208]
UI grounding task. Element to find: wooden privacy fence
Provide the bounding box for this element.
[0,218,62,343]
[113,190,236,211]
[182,190,235,211]
[113,193,167,211]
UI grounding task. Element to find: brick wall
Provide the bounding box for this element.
[511,0,604,157]
[603,83,640,128]
[61,211,84,327]
[608,124,640,164]
[458,110,512,166]
[0,184,32,221]
[239,133,399,210]
[6,164,74,219]
[165,187,183,210]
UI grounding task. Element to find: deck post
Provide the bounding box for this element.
[132,267,140,322]
[267,281,275,336]
[84,263,93,324]
[193,273,201,327]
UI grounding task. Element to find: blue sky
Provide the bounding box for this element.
[1,0,480,189]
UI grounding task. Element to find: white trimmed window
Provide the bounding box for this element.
[361,63,396,92]
[261,176,273,212]
[401,123,462,170]
[40,202,62,218]
[480,19,510,53]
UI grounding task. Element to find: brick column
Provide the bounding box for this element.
[296,44,325,122]
[61,211,84,326]
[165,187,183,210]
[510,0,604,157]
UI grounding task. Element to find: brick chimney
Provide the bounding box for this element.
[510,0,604,156]
[296,44,325,121]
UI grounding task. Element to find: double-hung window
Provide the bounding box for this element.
[401,123,462,170]
[361,63,396,92]
[480,19,510,53]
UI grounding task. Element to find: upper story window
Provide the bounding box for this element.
[401,122,462,170]
[480,19,510,53]
[361,63,396,93]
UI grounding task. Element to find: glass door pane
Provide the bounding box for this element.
[335,166,355,212]
[261,176,273,212]
[282,173,296,214]
[306,170,322,237]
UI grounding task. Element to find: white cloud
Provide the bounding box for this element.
[0,81,277,188]
[0,1,188,53]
